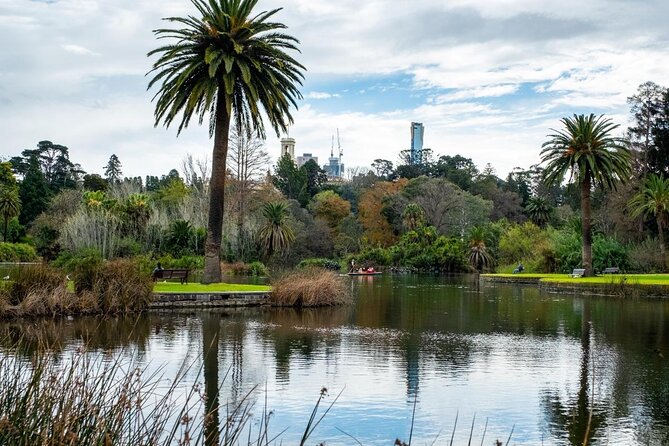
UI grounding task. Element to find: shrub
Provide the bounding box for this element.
[4,264,65,306]
[91,258,153,313]
[271,269,351,307]
[224,261,267,276]
[0,242,38,262]
[297,258,341,271]
[248,261,268,276]
[629,238,665,273]
[356,247,392,266]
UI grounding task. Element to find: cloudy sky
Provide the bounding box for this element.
[1,0,668,178]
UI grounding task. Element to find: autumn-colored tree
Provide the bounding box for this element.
[309,190,351,231]
[358,179,408,246]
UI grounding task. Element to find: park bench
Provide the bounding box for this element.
[602,267,620,274]
[152,269,189,284]
[569,268,586,278]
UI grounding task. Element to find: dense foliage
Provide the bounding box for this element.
[2,81,668,278]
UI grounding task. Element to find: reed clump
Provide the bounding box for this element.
[271,268,352,307]
[88,258,154,313]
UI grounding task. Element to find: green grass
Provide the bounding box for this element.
[153,282,271,293]
[483,273,669,286]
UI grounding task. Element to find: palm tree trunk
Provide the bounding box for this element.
[581,177,594,276]
[203,92,231,284]
[3,215,8,242]
[658,217,667,272]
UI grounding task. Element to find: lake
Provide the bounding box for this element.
[2,274,668,445]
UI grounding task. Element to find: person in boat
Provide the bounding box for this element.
[349,258,356,273]
[366,266,375,273]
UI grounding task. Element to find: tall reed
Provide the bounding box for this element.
[271,268,352,307]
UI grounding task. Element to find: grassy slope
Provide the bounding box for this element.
[153,282,271,293]
[483,273,669,286]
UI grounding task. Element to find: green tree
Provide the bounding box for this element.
[148,0,304,283]
[0,187,20,241]
[83,174,109,191]
[401,203,425,232]
[309,190,351,231]
[541,114,631,276]
[525,196,552,228]
[104,154,123,183]
[629,174,669,270]
[272,154,308,204]
[18,156,52,225]
[257,202,295,259]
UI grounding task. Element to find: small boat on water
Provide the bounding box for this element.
[347,271,383,276]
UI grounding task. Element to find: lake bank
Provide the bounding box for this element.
[481,273,669,298]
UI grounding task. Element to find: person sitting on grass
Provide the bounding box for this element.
[512,262,525,274]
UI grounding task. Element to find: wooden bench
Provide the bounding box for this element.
[602,267,620,274]
[569,268,586,278]
[152,269,189,284]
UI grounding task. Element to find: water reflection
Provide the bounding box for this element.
[1,276,668,444]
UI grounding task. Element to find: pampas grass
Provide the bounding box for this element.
[271,269,351,307]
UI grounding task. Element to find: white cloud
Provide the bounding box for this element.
[61,44,98,56]
[0,0,667,178]
[306,91,340,100]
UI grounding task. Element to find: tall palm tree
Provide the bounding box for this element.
[257,202,294,259]
[0,188,20,241]
[541,114,631,276]
[629,174,669,270]
[148,0,305,283]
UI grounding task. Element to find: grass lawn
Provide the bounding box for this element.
[483,273,669,286]
[153,282,271,293]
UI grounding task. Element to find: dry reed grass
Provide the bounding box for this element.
[270,268,352,307]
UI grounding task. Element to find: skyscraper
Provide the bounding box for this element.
[410,122,424,165]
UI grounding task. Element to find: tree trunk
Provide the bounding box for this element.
[581,177,594,276]
[3,215,8,242]
[202,92,231,284]
[658,217,667,272]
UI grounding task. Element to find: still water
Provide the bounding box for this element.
[2,275,668,445]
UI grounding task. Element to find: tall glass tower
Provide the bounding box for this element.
[410,122,424,165]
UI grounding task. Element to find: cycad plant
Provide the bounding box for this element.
[468,227,493,273]
[541,114,631,276]
[525,196,552,228]
[629,174,669,271]
[148,0,305,283]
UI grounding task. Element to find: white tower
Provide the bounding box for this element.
[280,137,296,162]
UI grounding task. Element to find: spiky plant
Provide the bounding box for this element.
[629,174,669,271]
[257,202,294,259]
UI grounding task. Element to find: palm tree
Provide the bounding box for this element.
[541,114,631,276]
[148,0,304,283]
[629,174,669,270]
[468,227,493,273]
[402,203,425,231]
[257,202,294,259]
[0,188,20,241]
[525,196,552,228]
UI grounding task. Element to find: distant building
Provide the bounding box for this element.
[297,153,318,168]
[280,137,295,162]
[410,122,424,164]
[324,154,344,179]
